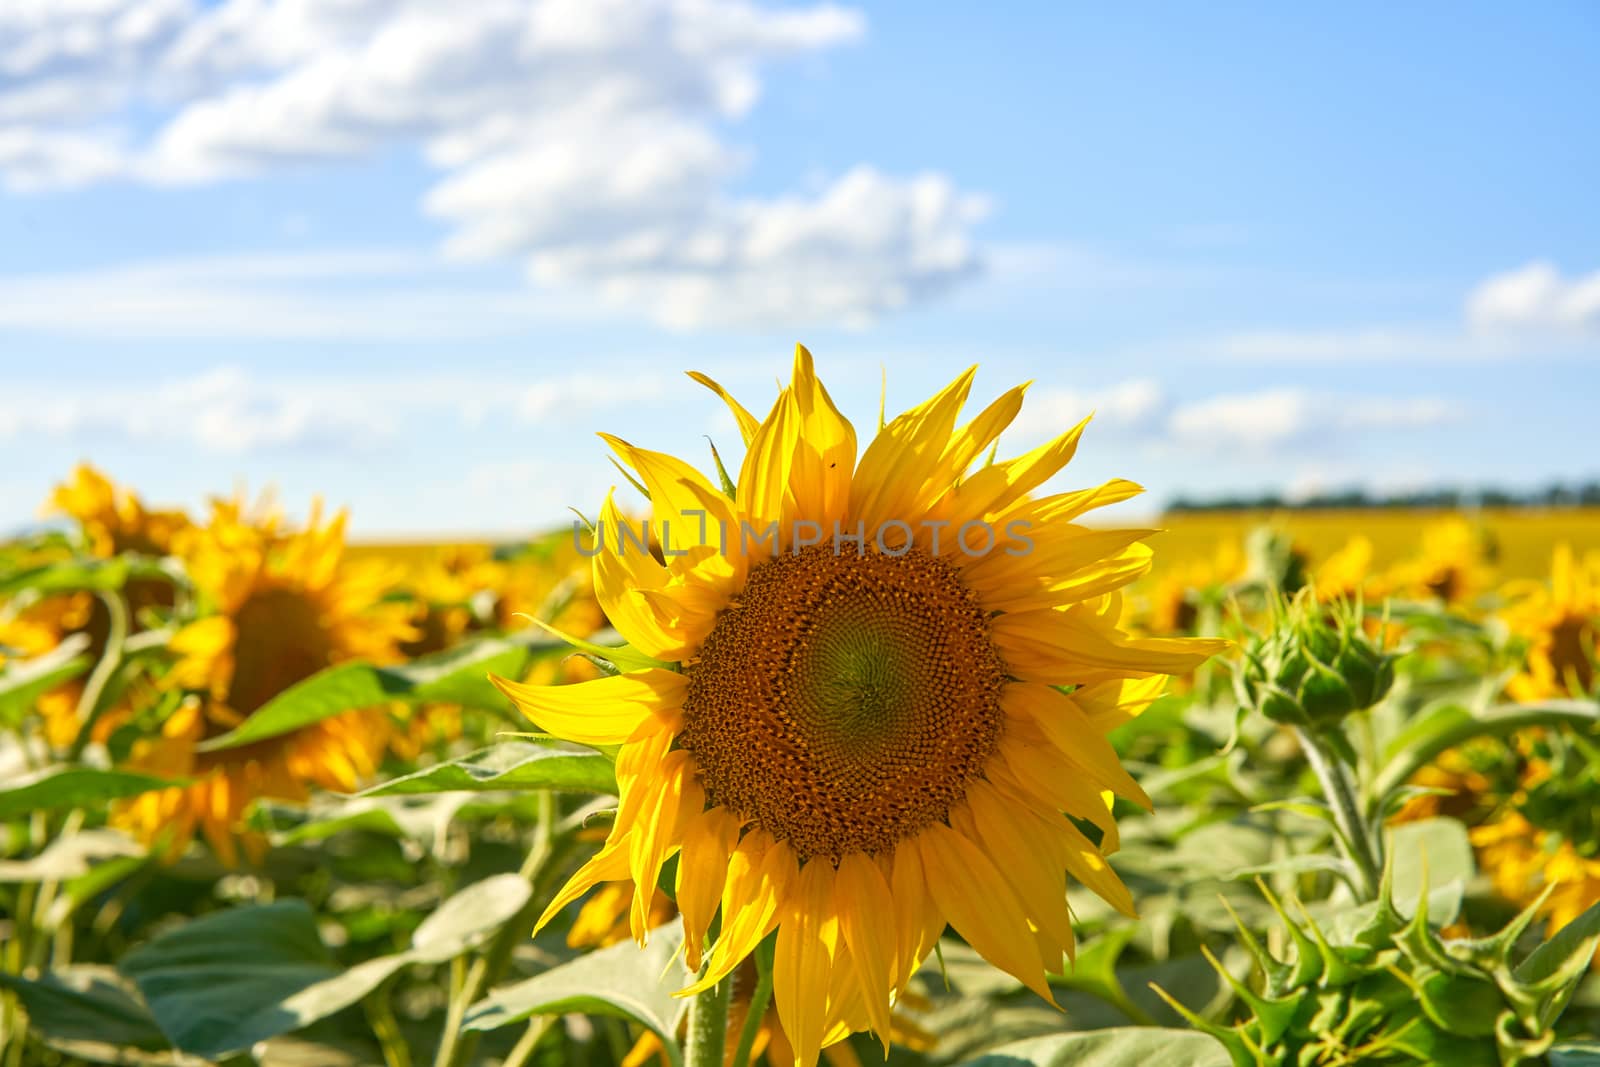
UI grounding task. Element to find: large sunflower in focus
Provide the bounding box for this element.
[118,500,414,865]
[1499,544,1599,702]
[492,347,1226,1064]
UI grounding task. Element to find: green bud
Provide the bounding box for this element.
[1237,590,1397,729]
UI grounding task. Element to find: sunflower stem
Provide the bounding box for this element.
[66,590,128,763]
[685,975,730,1067]
[728,937,776,1067]
[1295,725,1381,900]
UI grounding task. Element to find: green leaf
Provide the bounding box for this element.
[464,923,688,1067]
[0,633,91,726]
[118,899,339,1059]
[1515,899,1600,990]
[358,741,617,798]
[1375,699,1600,800]
[0,829,143,882]
[0,766,182,821]
[953,1027,1233,1066]
[0,556,172,597]
[411,873,531,962]
[1551,1042,1600,1067]
[1384,817,1475,920]
[0,966,168,1052]
[199,636,542,753]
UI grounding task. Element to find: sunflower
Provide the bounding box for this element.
[1472,812,1600,939]
[1499,544,1600,703]
[491,347,1225,1064]
[2,466,190,748]
[117,499,415,865]
[1378,517,1493,607]
[1310,535,1374,602]
[1135,538,1244,636]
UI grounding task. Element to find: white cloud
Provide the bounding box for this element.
[0,362,678,452]
[0,0,986,329]
[0,248,608,338]
[1007,379,1164,439]
[1466,261,1600,335]
[1167,388,1462,451]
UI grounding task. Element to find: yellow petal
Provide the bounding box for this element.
[598,435,739,582]
[592,489,683,659]
[773,859,840,1067]
[833,852,895,1045]
[490,669,685,746]
[916,822,1056,1005]
[991,606,1228,684]
[628,751,701,943]
[942,415,1092,527]
[979,544,1154,614]
[680,832,796,996]
[1003,683,1151,808]
[955,784,1077,961]
[849,367,976,535]
[738,389,800,547]
[1074,676,1168,733]
[788,344,856,526]
[675,805,744,971]
[534,832,630,934]
[688,370,761,446]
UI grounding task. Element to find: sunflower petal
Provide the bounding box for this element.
[680,832,795,996]
[833,852,895,1044]
[689,371,761,446]
[774,859,840,1067]
[917,823,1057,1005]
[490,669,685,746]
[849,367,976,534]
[676,805,744,971]
[788,344,857,526]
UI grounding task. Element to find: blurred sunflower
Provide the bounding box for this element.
[0,465,189,748]
[1136,539,1244,636]
[1499,544,1599,702]
[117,500,415,865]
[1379,517,1493,607]
[1310,535,1374,602]
[1472,812,1600,940]
[493,347,1225,1064]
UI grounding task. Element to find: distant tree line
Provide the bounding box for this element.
[1165,481,1600,513]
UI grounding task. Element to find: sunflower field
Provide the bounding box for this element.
[3,350,1600,1067]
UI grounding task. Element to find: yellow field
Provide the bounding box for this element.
[349,508,1600,584]
[1144,507,1600,580]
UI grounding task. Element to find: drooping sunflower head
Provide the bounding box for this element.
[493,347,1226,1065]
[118,498,416,865]
[1500,543,1600,702]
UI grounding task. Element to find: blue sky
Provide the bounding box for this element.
[2,2,1597,537]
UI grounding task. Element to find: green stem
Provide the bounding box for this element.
[434,794,570,1067]
[728,939,775,1067]
[1371,699,1599,801]
[1295,726,1381,900]
[366,979,412,1067]
[66,591,128,763]
[502,1017,551,1067]
[684,976,730,1067]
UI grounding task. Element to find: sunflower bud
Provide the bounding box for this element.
[1236,590,1396,729]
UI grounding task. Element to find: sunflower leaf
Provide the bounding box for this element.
[358,741,616,797]
[952,1027,1233,1066]
[0,767,182,822]
[0,633,92,727]
[197,637,549,752]
[0,966,169,1052]
[463,922,687,1067]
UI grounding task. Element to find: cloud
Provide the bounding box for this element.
[1167,388,1462,451]
[0,248,610,339]
[1007,379,1164,439]
[1466,261,1600,335]
[0,0,987,329]
[0,362,677,452]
